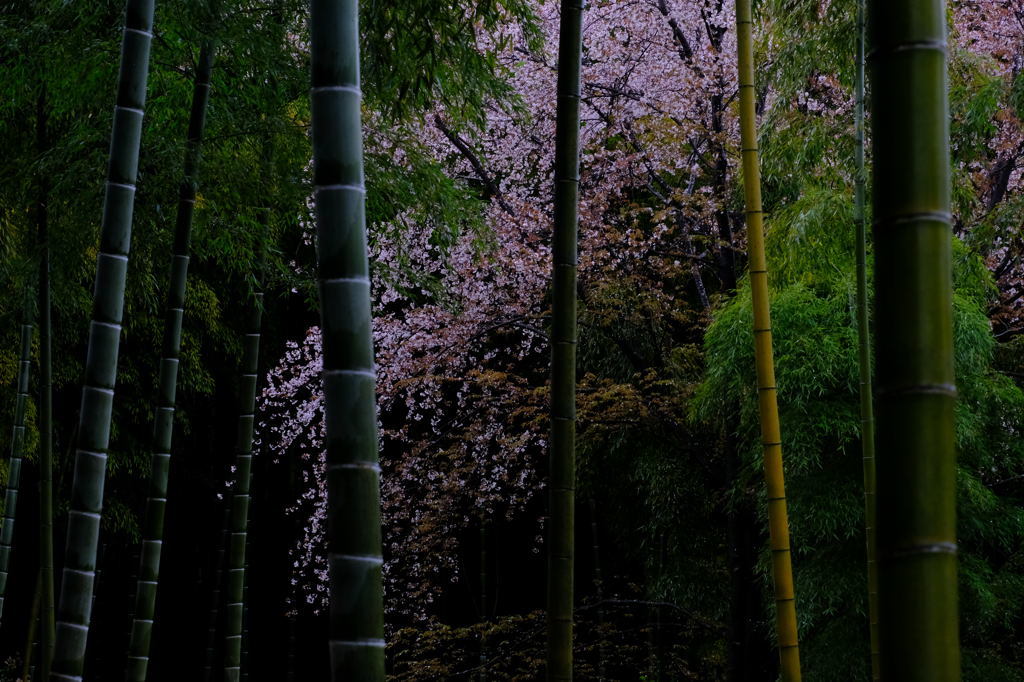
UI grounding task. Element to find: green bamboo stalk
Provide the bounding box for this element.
[547,2,584,680]
[853,2,880,678]
[52,1,156,678]
[0,319,33,623]
[868,1,959,679]
[733,1,802,679]
[125,36,216,682]
[24,570,43,682]
[36,87,56,681]
[82,543,106,680]
[203,506,230,682]
[38,159,55,682]
[222,294,262,682]
[240,578,249,682]
[310,1,385,679]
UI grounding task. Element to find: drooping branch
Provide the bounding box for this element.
[434,115,516,216]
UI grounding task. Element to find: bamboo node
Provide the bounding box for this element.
[331,639,386,648]
[57,620,90,631]
[115,105,145,117]
[867,39,947,60]
[314,183,366,194]
[875,382,957,398]
[882,541,957,560]
[311,85,362,96]
[330,462,381,472]
[331,553,384,565]
[872,210,952,228]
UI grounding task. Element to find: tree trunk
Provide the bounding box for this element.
[733,1,802,678]
[869,1,960,679]
[310,1,386,679]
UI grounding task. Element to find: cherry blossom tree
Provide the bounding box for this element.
[259,7,1024,676]
[259,0,751,625]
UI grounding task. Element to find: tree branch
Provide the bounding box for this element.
[434,115,516,216]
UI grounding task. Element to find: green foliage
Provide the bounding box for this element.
[764,187,857,289]
[697,225,1024,679]
[760,108,856,209]
[0,657,18,682]
[949,49,1003,161]
[758,0,857,98]
[1011,70,1024,121]
[569,280,729,679]
[0,0,539,549]
[361,1,540,126]
[389,598,707,681]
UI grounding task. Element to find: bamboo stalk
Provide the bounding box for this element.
[125,36,217,682]
[868,1,960,679]
[588,498,606,682]
[24,570,43,682]
[479,517,487,682]
[36,88,55,681]
[309,1,386,679]
[547,2,584,680]
[0,319,33,623]
[286,612,296,682]
[853,2,880,678]
[83,543,107,680]
[38,200,55,682]
[223,295,262,682]
[203,506,230,682]
[733,1,802,679]
[241,578,249,682]
[51,1,156,677]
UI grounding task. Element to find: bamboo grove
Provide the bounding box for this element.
[3,0,1023,679]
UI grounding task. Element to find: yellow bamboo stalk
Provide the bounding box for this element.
[734,1,801,679]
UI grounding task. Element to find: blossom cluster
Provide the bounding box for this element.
[257,0,1024,620]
